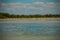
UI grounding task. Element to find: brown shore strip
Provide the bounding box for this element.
[0,18,60,20]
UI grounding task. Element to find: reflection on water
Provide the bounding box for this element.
[0,19,60,40]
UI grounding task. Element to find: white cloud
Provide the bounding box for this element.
[49,2,59,6]
[1,3,37,10]
[46,2,55,7]
[1,2,60,12]
[27,6,36,9]
[42,2,60,8]
[39,8,44,10]
[47,2,55,5]
[1,3,8,8]
[33,2,44,4]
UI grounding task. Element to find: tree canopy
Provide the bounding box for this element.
[0,12,60,19]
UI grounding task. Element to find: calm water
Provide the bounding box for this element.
[0,19,60,40]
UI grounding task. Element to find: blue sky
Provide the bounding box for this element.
[0,0,60,15]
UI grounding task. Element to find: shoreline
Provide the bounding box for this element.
[0,18,60,20]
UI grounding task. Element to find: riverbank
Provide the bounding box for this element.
[0,18,60,20]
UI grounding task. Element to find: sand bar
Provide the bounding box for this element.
[0,18,60,20]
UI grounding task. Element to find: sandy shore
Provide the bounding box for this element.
[0,18,60,20]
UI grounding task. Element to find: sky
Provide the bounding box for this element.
[0,0,60,15]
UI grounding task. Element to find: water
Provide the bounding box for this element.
[0,19,60,40]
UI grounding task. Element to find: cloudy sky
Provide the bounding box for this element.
[0,0,60,15]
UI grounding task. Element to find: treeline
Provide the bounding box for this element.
[0,12,60,18]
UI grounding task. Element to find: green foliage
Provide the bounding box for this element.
[0,12,60,18]
[0,15,7,18]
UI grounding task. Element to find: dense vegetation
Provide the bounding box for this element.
[0,12,60,18]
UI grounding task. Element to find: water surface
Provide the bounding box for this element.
[0,19,60,40]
